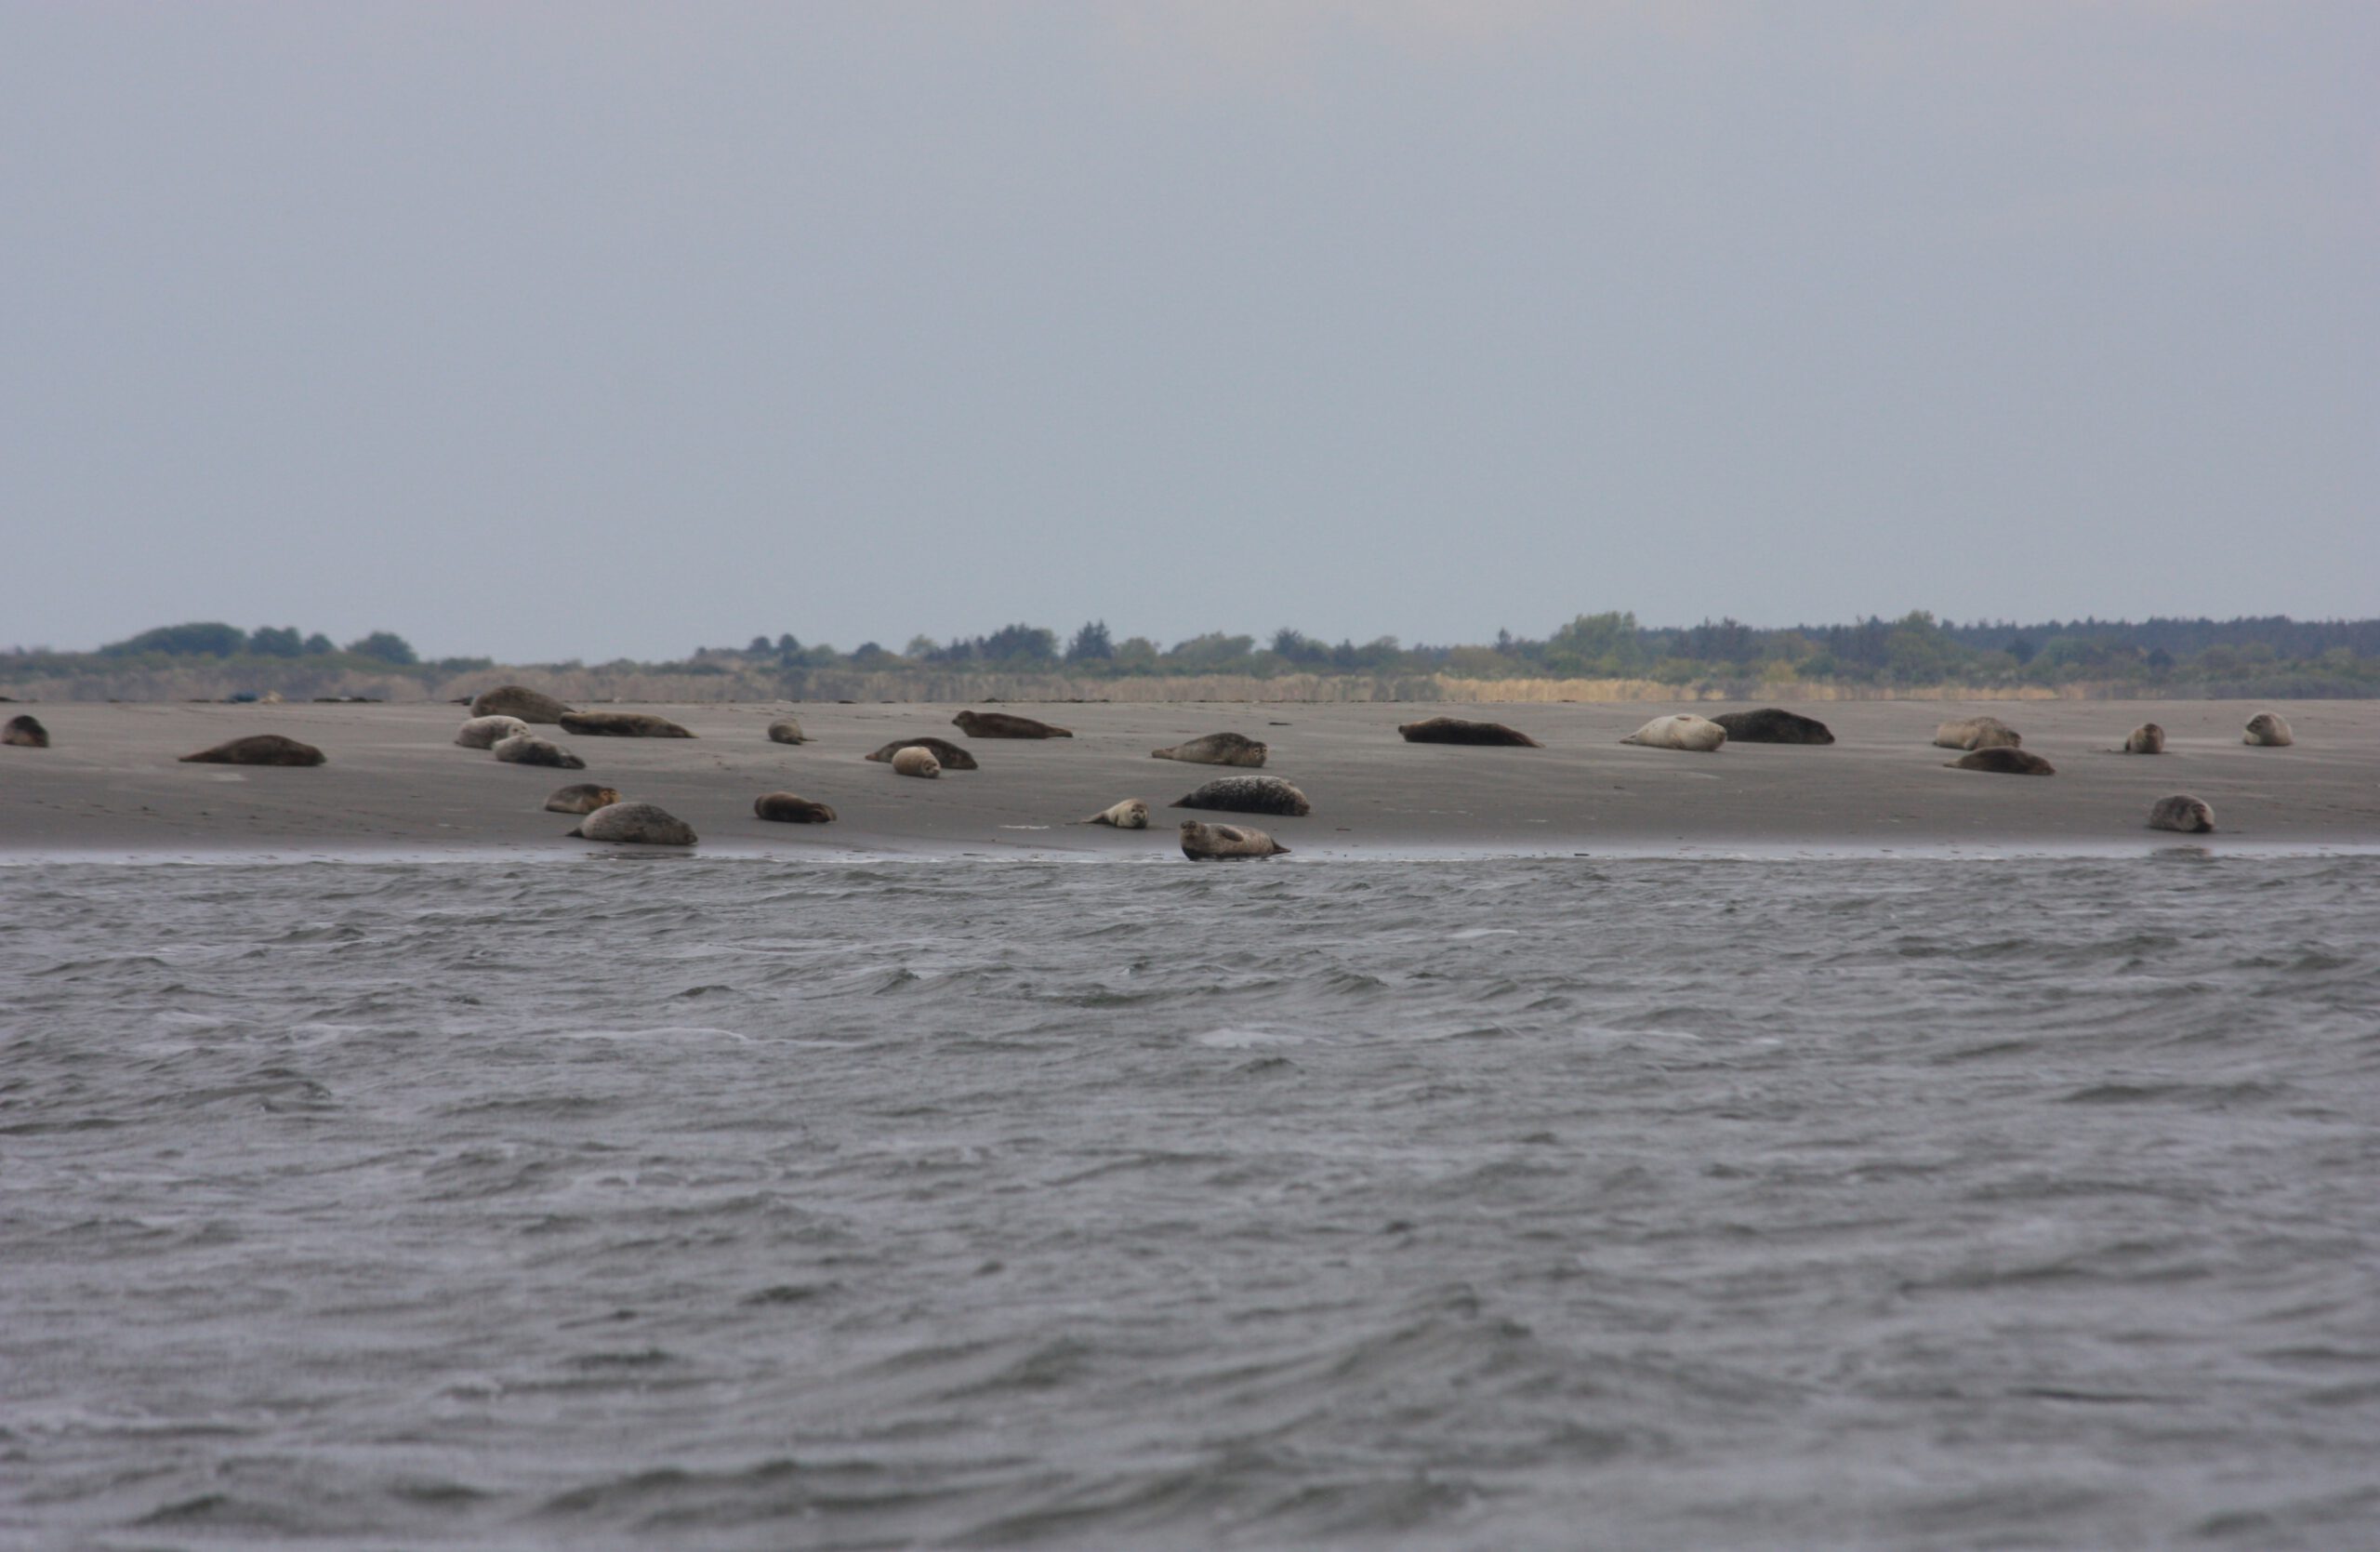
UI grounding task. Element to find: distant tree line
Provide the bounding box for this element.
[9,614,2380,696]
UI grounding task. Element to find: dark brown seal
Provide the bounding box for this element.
[179,734,325,766]
[1170,776,1312,817]
[755,791,838,823]
[559,710,694,738]
[952,710,1071,739]
[469,685,571,723]
[865,736,977,770]
[493,733,586,770]
[1948,747,2056,776]
[3,713,48,749]
[1712,709,1834,745]
[1396,717,1542,748]
[2148,794,2214,833]
[1179,819,1289,859]
[1152,732,1269,765]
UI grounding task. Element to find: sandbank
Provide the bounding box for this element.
[1,698,2373,860]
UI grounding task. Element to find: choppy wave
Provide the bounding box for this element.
[5,854,2379,1548]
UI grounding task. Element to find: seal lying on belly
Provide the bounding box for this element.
[953,710,1071,739]
[754,791,837,822]
[1620,714,1727,752]
[1170,776,1312,816]
[2242,711,2293,747]
[1152,732,1268,765]
[1947,747,2056,776]
[766,717,807,745]
[559,710,694,738]
[1180,820,1289,859]
[493,733,586,770]
[2122,723,2165,754]
[455,714,530,749]
[2148,794,2215,832]
[1712,708,1833,745]
[865,737,976,770]
[891,746,941,778]
[1934,716,2021,750]
[179,734,326,766]
[1395,717,1541,748]
[3,713,49,748]
[469,685,571,723]
[569,802,696,845]
[1080,798,1150,829]
[544,783,622,815]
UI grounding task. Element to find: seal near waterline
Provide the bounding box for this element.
[754,791,838,823]
[455,714,530,749]
[1396,716,1542,748]
[865,736,976,770]
[766,717,808,745]
[568,801,696,846]
[2148,794,2215,833]
[1151,732,1268,766]
[544,783,622,815]
[493,732,586,770]
[891,746,941,778]
[559,710,694,738]
[2243,711,2294,747]
[1179,819,1289,860]
[952,710,1071,739]
[469,685,571,723]
[2,713,48,749]
[1947,747,2056,776]
[1712,708,1834,746]
[2122,723,2166,754]
[179,734,325,766]
[1079,798,1150,829]
[1620,714,1727,752]
[1170,775,1312,817]
[1934,716,2022,750]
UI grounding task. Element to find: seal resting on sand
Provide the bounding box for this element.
[1712,709,1833,745]
[2122,723,2166,754]
[469,685,570,723]
[891,746,941,778]
[1152,732,1268,766]
[1621,715,1726,752]
[544,783,621,815]
[1934,716,2022,750]
[865,736,976,770]
[755,792,837,823]
[2148,794,2215,833]
[953,710,1071,739]
[3,713,48,749]
[1170,776,1311,817]
[560,710,694,738]
[569,802,696,846]
[1948,748,2056,776]
[1180,819,1289,859]
[1396,717,1541,748]
[493,732,586,770]
[766,717,807,745]
[1080,798,1150,829]
[180,734,324,766]
[2243,712,2293,747]
[455,714,530,749]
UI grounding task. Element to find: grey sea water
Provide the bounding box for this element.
[4,852,2379,1551]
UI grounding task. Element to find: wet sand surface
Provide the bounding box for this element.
[1,698,2373,856]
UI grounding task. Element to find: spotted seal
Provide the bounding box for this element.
[2122,723,2166,754]
[544,783,622,815]
[766,717,807,745]
[2242,712,2294,747]
[179,734,325,766]
[2148,794,2215,833]
[1152,732,1268,766]
[1396,717,1542,748]
[1180,819,1289,859]
[493,732,586,770]
[568,802,696,845]
[1170,776,1311,817]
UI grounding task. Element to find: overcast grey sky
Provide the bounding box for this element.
[5,2,2373,663]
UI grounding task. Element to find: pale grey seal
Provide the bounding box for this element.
[569,802,696,845]
[1934,716,2022,750]
[1620,714,1727,751]
[766,718,807,745]
[1180,819,1289,859]
[455,714,530,749]
[1080,798,1151,829]
[1152,732,1269,765]
[865,736,976,769]
[2148,794,2215,832]
[891,746,941,777]
[2243,712,2294,747]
